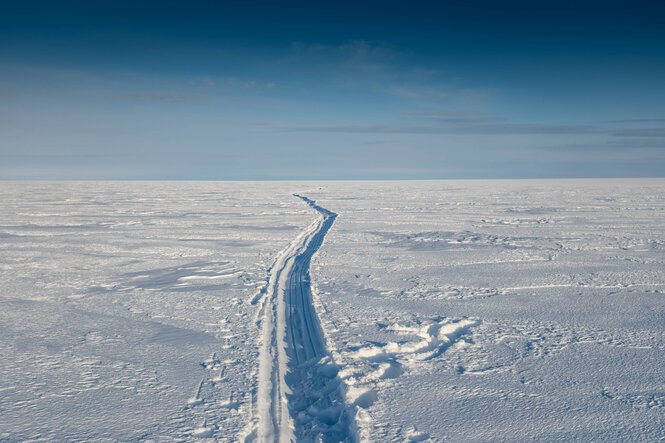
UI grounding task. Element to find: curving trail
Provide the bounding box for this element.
[245,195,355,442]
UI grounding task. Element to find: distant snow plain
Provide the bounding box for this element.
[1,179,664,442]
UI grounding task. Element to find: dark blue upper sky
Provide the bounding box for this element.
[2,0,665,179]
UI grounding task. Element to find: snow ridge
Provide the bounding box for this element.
[244,195,356,442]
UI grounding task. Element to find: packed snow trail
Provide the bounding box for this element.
[245,195,355,442]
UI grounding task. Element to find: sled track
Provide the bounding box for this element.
[245,195,356,442]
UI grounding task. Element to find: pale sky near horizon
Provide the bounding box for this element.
[2,1,665,179]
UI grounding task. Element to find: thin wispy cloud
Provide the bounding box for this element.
[0,87,18,98]
[124,91,208,103]
[380,84,449,100]
[539,138,665,151]
[403,110,505,123]
[5,153,113,159]
[290,40,399,62]
[614,128,665,137]
[608,118,665,123]
[283,122,598,135]
[198,77,214,87]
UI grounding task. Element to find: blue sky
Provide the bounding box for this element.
[1,0,665,179]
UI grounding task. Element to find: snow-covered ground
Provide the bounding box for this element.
[2,179,665,441]
[306,179,665,441]
[0,182,312,441]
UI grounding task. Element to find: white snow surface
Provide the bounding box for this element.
[2,179,665,441]
[0,181,311,441]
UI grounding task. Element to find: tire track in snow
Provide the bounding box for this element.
[244,195,355,442]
